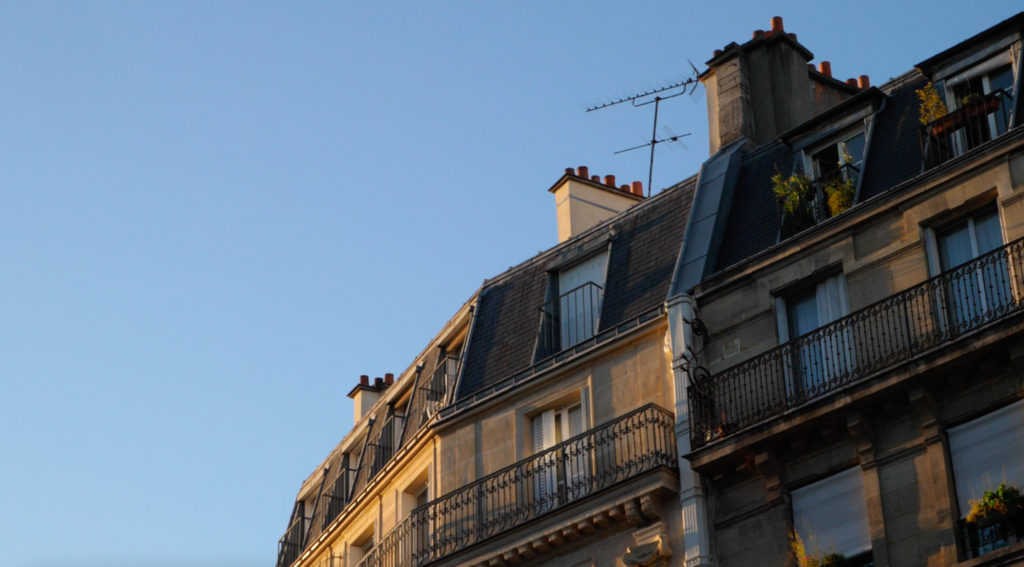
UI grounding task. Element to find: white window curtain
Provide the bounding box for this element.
[936,208,1011,329]
[777,274,852,397]
[792,467,872,558]
[948,399,1024,517]
[532,405,585,509]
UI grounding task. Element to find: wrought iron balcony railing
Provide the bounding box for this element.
[536,282,604,361]
[277,516,310,567]
[352,404,677,567]
[689,236,1024,450]
[778,164,859,240]
[321,476,349,528]
[920,89,1012,170]
[960,513,1024,560]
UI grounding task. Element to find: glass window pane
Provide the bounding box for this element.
[974,208,1003,254]
[988,64,1014,95]
[938,221,974,271]
[787,291,820,339]
[842,133,866,168]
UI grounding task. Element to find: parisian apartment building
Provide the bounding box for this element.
[274,12,1024,567]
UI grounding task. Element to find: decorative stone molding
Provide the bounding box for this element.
[754,450,785,505]
[846,411,877,467]
[625,498,647,527]
[461,485,675,567]
[907,385,941,443]
[622,522,672,567]
[640,494,663,522]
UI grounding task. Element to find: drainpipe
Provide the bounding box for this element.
[666,293,715,566]
[1009,42,1023,129]
[853,96,886,204]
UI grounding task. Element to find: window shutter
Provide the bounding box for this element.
[792,467,871,557]
[948,399,1024,516]
[533,412,546,453]
[567,405,583,438]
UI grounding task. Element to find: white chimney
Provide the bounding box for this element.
[549,166,644,243]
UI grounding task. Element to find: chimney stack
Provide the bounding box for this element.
[550,167,644,243]
[349,374,384,424]
[700,16,816,153]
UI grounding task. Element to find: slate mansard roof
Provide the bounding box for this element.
[708,14,1024,278]
[456,175,698,400]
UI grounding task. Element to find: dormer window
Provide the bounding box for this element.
[921,49,1017,168]
[536,248,609,360]
[809,130,865,181]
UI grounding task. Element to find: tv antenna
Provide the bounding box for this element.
[586,64,701,196]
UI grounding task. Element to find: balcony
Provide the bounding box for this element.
[960,514,1024,561]
[536,282,604,361]
[353,404,677,567]
[919,89,1012,170]
[277,516,310,567]
[688,237,1024,450]
[778,164,859,240]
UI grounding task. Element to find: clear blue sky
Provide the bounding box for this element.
[0,2,1017,566]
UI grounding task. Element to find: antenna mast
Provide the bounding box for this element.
[587,68,701,196]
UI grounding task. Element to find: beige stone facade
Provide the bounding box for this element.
[275,12,1024,567]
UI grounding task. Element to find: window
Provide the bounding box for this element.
[531,403,586,510]
[775,273,852,398]
[948,399,1024,557]
[792,468,873,565]
[933,207,1011,330]
[809,130,866,181]
[947,56,1015,139]
[349,522,376,564]
[398,470,431,562]
[928,52,1017,163]
[556,253,607,347]
[538,251,608,358]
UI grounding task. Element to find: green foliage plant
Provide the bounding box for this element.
[772,172,813,215]
[916,82,948,125]
[790,531,848,567]
[966,483,1023,524]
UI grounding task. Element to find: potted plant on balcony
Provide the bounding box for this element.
[790,531,848,567]
[917,82,948,126]
[773,172,813,216]
[823,144,857,217]
[966,483,1023,528]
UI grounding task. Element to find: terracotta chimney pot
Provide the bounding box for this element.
[591,175,600,182]
[604,175,616,187]
[846,78,858,86]
[360,375,369,386]
[753,30,765,40]
[373,377,383,388]
[631,181,644,197]
[818,61,832,77]
[620,185,629,191]
[771,16,784,33]
[858,75,871,89]
[565,167,574,176]
[713,49,723,58]
[577,166,589,179]
[384,373,394,385]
